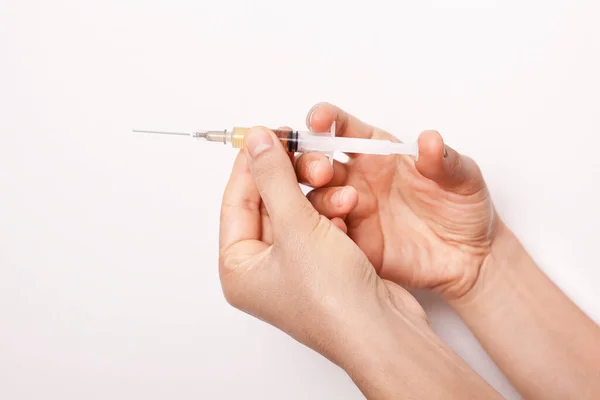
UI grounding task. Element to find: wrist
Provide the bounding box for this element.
[445,220,600,400]
[332,287,499,399]
[435,212,506,303]
[447,219,527,314]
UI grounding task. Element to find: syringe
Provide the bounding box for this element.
[133,122,418,157]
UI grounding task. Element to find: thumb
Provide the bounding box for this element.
[415,130,485,195]
[244,126,316,227]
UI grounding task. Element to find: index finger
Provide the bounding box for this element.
[219,151,262,251]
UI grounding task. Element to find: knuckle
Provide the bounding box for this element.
[464,155,482,175]
[448,153,462,175]
[218,249,244,308]
[306,214,331,238]
[218,247,237,274]
[456,156,487,196]
[218,246,273,311]
[299,198,319,220]
[221,282,241,309]
[220,283,241,310]
[221,198,261,213]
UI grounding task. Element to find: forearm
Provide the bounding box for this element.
[336,310,501,399]
[450,221,600,399]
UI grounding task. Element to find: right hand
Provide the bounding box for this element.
[294,103,497,301]
[219,126,428,367]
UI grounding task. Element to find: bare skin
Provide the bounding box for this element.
[294,103,600,399]
[295,103,494,299]
[219,126,500,399]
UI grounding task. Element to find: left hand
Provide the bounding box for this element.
[294,103,497,300]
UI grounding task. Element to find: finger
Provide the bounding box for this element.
[306,102,373,139]
[306,186,359,218]
[330,217,348,233]
[294,152,348,188]
[244,126,316,229]
[219,151,262,251]
[415,130,486,195]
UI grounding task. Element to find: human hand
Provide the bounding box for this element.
[294,103,496,300]
[218,126,501,399]
[218,126,427,366]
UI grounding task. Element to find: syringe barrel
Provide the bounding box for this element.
[230,127,300,152]
[227,127,417,157]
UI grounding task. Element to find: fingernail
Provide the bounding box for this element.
[306,104,319,132]
[308,159,321,181]
[245,127,273,158]
[331,187,347,207]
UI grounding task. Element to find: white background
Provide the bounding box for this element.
[1,0,599,399]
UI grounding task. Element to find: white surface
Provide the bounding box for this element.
[1,1,599,399]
